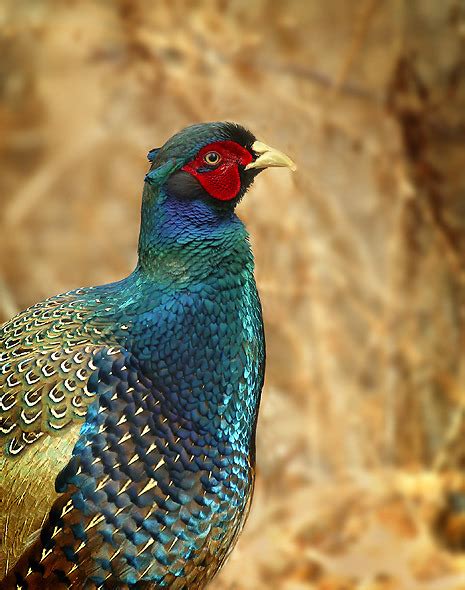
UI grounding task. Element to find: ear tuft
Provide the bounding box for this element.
[147,148,160,162]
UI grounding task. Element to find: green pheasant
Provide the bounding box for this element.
[0,122,295,589]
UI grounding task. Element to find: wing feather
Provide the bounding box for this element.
[0,289,119,577]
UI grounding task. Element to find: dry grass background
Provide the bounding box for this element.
[1,1,465,588]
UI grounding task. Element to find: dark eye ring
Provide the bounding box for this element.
[204,151,221,166]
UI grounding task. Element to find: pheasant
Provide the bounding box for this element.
[0,122,295,589]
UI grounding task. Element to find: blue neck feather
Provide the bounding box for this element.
[137,183,251,284]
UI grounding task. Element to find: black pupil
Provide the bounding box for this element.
[206,152,219,164]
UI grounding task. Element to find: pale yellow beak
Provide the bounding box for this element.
[245,141,297,172]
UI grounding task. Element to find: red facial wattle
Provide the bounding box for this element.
[181,140,254,201]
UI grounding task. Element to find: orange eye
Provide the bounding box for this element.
[204,151,221,166]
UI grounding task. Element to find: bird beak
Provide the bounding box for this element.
[245,141,297,172]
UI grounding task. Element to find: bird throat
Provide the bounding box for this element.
[137,184,251,283]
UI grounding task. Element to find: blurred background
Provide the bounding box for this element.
[1,1,465,588]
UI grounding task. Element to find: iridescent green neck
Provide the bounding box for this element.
[137,184,253,284]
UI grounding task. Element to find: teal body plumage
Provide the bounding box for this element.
[0,122,294,588]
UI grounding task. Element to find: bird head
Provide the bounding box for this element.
[144,121,296,209]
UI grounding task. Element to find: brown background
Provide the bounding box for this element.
[2,1,465,588]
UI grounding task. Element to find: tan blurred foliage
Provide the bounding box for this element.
[1,1,465,588]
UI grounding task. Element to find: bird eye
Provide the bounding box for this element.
[204,151,221,166]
